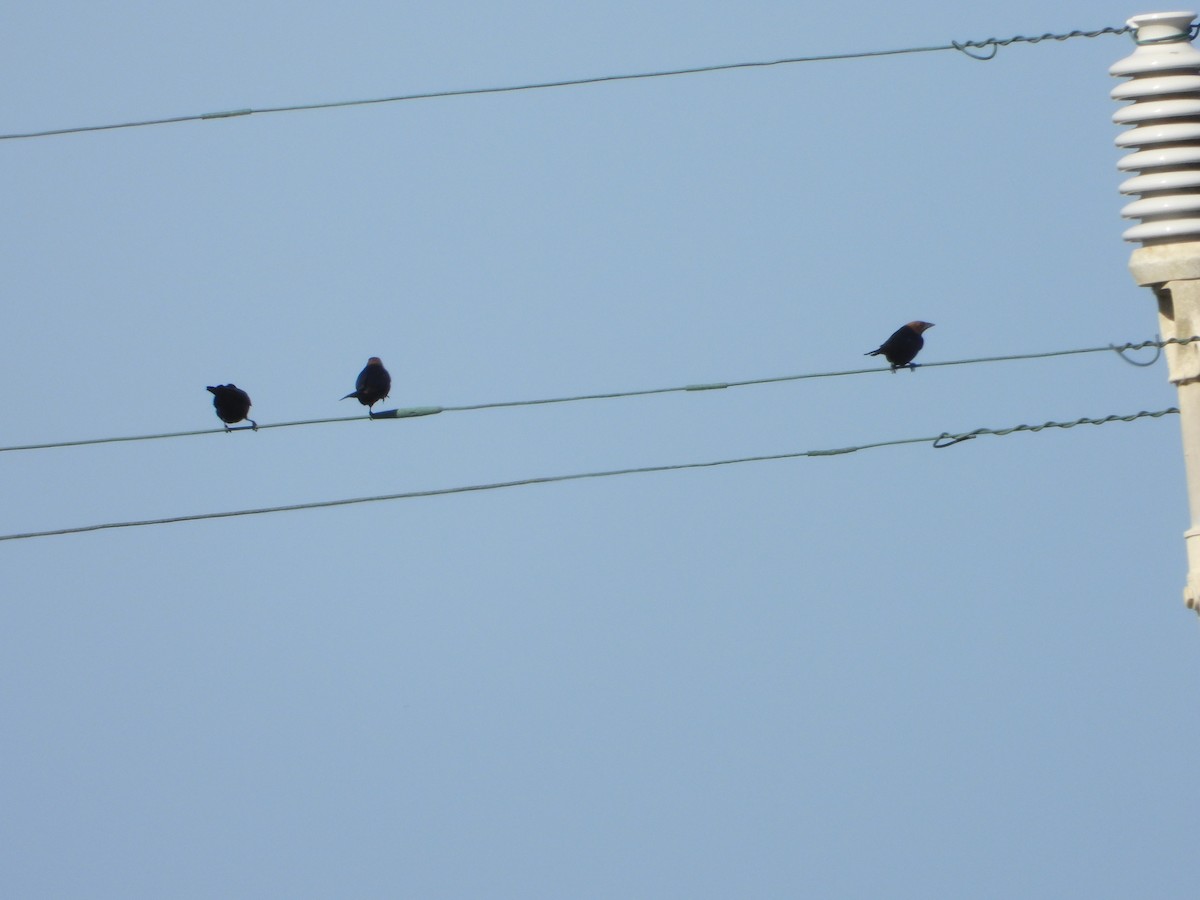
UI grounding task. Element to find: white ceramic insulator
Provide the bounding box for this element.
[1112,11,1200,243]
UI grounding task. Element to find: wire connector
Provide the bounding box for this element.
[954,26,1129,60]
[200,108,253,120]
[368,406,444,419]
[932,408,1179,448]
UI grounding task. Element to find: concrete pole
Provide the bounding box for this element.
[1114,11,1200,612]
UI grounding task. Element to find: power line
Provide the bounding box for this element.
[0,26,1129,142]
[0,407,1176,543]
[0,338,1181,455]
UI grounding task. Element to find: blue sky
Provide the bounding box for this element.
[3,2,1199,897]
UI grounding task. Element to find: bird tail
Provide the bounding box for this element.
[865,349,882,357]
[340,391,357,400]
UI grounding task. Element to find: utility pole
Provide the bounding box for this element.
[1113,10,1200,613]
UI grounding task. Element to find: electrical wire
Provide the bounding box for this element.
[0,337,1183,456]
[0,26,1129,142]
[0,407,1176,543]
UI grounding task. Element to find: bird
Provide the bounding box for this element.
[866,321,934,372]
[341,357,391,414]
[206,384,257,430]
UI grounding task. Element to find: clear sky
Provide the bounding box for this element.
[3,2,1199,897]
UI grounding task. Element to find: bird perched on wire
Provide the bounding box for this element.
[342,357,391,414]
[866,321,934,371]
[206,384,257,430]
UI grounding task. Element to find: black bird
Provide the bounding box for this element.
[342,357,391,414]
[866,321,934,372]
[207,384,257,430]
